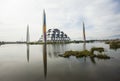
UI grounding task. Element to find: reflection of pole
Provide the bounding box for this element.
[43,10,47,43]
[26,24,30,43]
[83,43,86,50]
[90,57,96,64]
[43,44,47,79]
[27,44,29,62]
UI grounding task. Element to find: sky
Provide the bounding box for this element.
[0,0,120,41]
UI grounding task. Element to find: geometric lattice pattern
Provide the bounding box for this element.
[39,28,70,42]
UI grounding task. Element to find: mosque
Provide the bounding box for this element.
[26,10,86,43]
[38,10,71,43]
[39,28,70,42]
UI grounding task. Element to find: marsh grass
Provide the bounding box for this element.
[59,47,110,59]
[110,42,120,49]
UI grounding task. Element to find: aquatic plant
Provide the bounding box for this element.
[105,40,120,50]
[110,42,120,49]
[59,47,110,59]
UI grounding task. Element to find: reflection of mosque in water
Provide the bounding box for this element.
[47,44,66,58]
[39,28,70,42]
[26,44,48,79]
[26,43,99,80]
[43,44,47,79]
[26,44,29,62]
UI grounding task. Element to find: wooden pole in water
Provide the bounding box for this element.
[43,10,47,44]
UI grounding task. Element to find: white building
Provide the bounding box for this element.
[39,28,70,42]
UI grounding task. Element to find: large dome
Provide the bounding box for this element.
[39,28,70,42]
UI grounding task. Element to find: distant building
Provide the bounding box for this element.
[39,28,70,42]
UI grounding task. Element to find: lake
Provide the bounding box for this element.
[0,42,120,81]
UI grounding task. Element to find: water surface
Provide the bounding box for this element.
[0,42,120,81]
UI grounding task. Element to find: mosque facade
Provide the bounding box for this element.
[39,28,70,42]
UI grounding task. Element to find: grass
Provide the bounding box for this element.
[59,50,91,57]
[105,41,120,49]
[110,42,120,49]
[59,47,110,59]
[105,41,120,44]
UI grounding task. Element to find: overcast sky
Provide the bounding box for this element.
[0,0,120,41]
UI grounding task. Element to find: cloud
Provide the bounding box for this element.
[0,0,120,41]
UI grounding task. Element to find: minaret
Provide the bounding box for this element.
[43,10,47,43]
[83,22,86,43]
[43,10,47,78]
[83,22,86,50]
[26,24,30,43]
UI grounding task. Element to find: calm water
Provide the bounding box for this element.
[0,42,120,81]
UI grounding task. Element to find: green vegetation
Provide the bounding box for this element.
[28,41,71,44]
[110,42,120,49]
[105,41,120,44]
[59,50,91,57]
[105,41,120,49]
[59,47,110,59]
